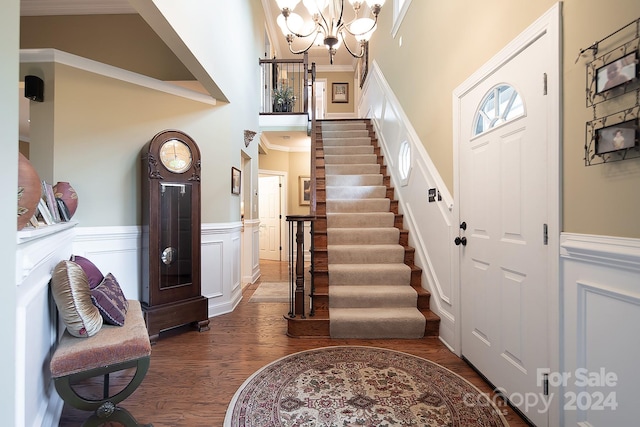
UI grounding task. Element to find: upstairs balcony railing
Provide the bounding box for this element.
[259,55,310,115]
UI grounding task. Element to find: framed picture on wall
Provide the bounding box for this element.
[299,176,310,205]
[595,119,638,155]
[231,167,241,195]
[332,82,349,103]
[595,51,638,94]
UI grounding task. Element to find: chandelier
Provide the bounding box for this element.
[275,0,385,64]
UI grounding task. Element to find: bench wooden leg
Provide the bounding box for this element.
[83,405,153,427]
[54,356,152,426]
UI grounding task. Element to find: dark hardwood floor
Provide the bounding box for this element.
[58,260,531,426]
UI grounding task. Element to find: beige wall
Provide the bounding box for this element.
[561,0,640,237]
[368,0,640,238]
[259,149,311,216]
[318,71,356,114]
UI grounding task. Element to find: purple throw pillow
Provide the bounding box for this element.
[70,255,104,289]
[90,273,129,326]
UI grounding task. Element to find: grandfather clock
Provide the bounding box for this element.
[141,129,210,343]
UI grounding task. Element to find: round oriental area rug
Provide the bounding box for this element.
[225,346,508,426]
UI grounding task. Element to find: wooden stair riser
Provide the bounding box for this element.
[311,293,329,314]
[410,267,422,288]
[314,250,328,270]
[314,232,327,248]
[313,271,329,289]
[405,247,415,265]
[386,187,395,199]
[314,218,327,233]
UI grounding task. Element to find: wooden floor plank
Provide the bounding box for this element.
[58,260,531,426]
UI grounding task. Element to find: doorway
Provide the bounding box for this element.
[313,79,327,120]
[258,172,285,261]
[453,5,561,426]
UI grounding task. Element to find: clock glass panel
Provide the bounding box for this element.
[159,182,192,289]
[160,139,192,173]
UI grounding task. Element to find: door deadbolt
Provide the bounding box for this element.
[454,236,467,246]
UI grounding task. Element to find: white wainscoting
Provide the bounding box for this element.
[73,225,142,300]
[358,61,457,348]
[15,222,78,427]
[72,222,246,318]
[202,222,244,317]
[561,233,640,427]
[241,219,261,287]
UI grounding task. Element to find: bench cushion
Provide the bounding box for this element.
[50,300,151,378]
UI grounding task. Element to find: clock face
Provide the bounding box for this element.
[159,139,193,173]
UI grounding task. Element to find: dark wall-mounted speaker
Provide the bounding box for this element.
[24,75,44,102]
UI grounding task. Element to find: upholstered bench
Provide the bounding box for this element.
[50,300,153,427]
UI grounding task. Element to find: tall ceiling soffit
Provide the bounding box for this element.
[20,0,137,16]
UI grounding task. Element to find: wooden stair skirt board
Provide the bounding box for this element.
[287,119,440,339]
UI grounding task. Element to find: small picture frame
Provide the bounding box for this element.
[595,51,638,94]
[332,82,349,103]
[596,119,638,155]
[231,167,241,195]
[299,176,310,205]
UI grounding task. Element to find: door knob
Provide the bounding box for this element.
[454,236,467,246]
[460,221,467,231]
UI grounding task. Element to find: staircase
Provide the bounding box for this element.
[286,119,439,339]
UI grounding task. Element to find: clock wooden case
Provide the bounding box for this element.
[141,129,209,343]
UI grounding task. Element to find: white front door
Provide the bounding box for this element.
[259,174,282,261]
[457,17,558,426]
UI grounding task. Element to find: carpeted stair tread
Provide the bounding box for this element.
[326,185,387,199]
[329,263,411,286]
[329,308,426,339]
[327,198,390,213]
[329,286,418,308]
[325,154,378,164]
[327,227,400,244]
[326,164,381,175]
[323,137,374,146]
[321,123,367,133]
[328,244,405,264]
[324,146,373,155]
[322,129,370,139]
[326,212,396,228]
[326,174,383,186]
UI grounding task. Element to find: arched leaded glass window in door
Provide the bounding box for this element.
[473,84,525,136]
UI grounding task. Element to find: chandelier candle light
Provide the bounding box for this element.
[276,0,384,64]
